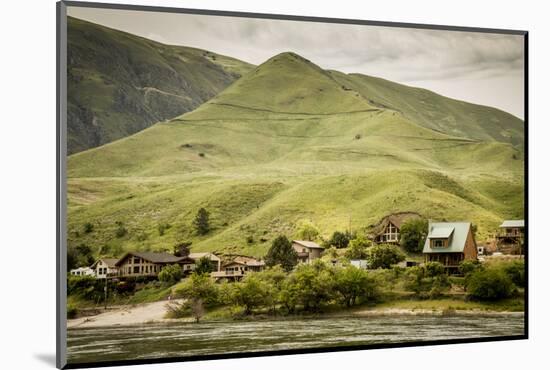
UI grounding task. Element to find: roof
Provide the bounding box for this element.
[223,255,265,267]
[189,252,221,262]
[423,222,472,254]
[428,226,455,239]
[115,252,189,266]
[500,220,524,228]
[292,240,324,249]
[91,258,119,269]
[371,212,422,236]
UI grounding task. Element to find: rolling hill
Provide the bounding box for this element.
[67,51,524,259]
[67,17,254,154]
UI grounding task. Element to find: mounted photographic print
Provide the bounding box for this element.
[56,1,528,368]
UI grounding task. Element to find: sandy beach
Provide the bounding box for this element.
[67,299,186,328]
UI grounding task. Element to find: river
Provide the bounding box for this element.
[67,314,524,364]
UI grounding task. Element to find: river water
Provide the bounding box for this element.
[67,314,524,364]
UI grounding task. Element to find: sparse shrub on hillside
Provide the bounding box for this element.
[193,208,210,235]
[265,235,298,272]
[354,134,361,140]
[83,222,94,234]
[115,221,128,238]
[158,223,171,236]
[366,244,406,269]
[246,235,254,244]
[399,219,428,253]
[198,152,205,157]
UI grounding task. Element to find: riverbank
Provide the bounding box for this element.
[68,296,524,328]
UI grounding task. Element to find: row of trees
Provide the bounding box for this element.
[168,261,381,322]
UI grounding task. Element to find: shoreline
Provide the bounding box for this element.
[67,300,524,329]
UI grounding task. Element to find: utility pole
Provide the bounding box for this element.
[104,274,108,310]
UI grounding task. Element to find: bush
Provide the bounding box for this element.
[366,244,406,269]
[158,223,171,236]
[404,263,450,298]
[467,268,516,301]
[194,256,213,275]
[158,264,183,284]
[83,222,94,234]
[399,219,428,253]
[344,235,371,260]
[265,235,298,272]
[502,260,525,288]
[67,303,78,319]
[174,272,219,307]
[231,275,272,314]
[246,235,254,244]
[326,231,350,249]
[333,266,378,307]
[115,222,128,238]
[290,261,335,312]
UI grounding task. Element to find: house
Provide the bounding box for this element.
[115,252,194,279]
[422,222,477,273]
[350,259,368,269]
[211,255,265,281]
[70,267,95,277]
[292,240,324,263]
[188,252,222,273]
[90,258,119,279]
[496,220,525,255]
[371,212,422,244]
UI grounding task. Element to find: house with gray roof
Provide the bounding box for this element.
[422,222,477,273]
[496,219,524,255]
[115,251,194,279]
[292,240,324,264]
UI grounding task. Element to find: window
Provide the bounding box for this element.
[133,266,140,274]
[302,248,306,253]
[433,239,444,248]
[133,257,140,264]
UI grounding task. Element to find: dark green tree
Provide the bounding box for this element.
[265,235,298,272]
[467,268,516,301]
[194,256,213,275]
[344,235,371,259]
[193,208,210,235]
[328,231,350,249]
[174,241,192,257]
[399,218,428,253]
[158,264,183,284]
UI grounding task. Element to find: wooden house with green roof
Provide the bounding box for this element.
[422,222,478,273]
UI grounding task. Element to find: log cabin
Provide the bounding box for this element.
[422,222,478,273]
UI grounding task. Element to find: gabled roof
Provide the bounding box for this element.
[423,222,472,254]
[500,220,524,228]
[189,252,221,262]
[115,252,190,266]
[292,240,324,249]
[371,212,422,236]
[428,226,455,239]
[91,258,119,269]
[223,255,265,267]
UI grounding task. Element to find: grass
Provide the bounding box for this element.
[67,48,524,259]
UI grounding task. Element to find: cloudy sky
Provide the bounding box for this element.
[68,6,525,119]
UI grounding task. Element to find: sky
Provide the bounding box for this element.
[68,6,525,119]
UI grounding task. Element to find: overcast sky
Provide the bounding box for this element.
[68,6,525,119]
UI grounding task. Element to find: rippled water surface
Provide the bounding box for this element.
[67,314,524,364]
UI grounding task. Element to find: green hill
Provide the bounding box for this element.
[67,51,524,259]
[67,17,254,154]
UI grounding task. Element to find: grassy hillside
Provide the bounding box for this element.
[329,71,524,148]
[67,17,254,154]
[67,51,524,260]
